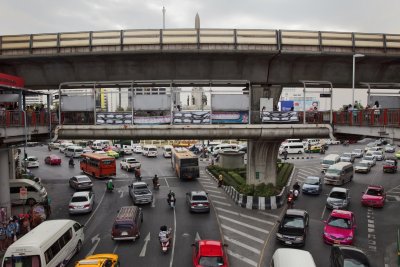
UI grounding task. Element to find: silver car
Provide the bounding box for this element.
[69,191,95,214]
[351,149,364,158]
[186,191,210,213]
[326,187,350,210]
[69,175,93,190]
[354,160,371,173]
[372,151,385,161]
[362,155,376,167]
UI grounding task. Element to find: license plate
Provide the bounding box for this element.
[285,241,292,245]
[121,231,128,236]
[334,240,340,244]
[198,204,203,207]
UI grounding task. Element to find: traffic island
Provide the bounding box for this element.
[206,162,294,210]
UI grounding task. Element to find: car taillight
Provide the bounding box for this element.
[84,204,90,208]
[191,203,197,207]
[69,205,74,209]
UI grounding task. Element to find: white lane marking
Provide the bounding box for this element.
[200,181,215,184]
[224,235,261,254]
[195,232,201,241]
[139,232,151,257]
[221,224,264,244]
[86,234,101,257]
[197,178,211,181]
[112,243,119,254]
[202,184,218,189]
[298,169,316,176]
[205,189,222,194]
[151,197,156,208]
[257,211,280,219]
[227,249,258,267]
[84,189,107,228]
[321,206,327,220]
[212,200,232,206]
[216,207,275,225]
[169,186,176,267]
[165,177,170,187]
[218,215,269,234]
[208,194,226,199]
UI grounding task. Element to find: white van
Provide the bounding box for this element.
[9,179,48,206]
[92,140,112,150]
[142,145,158,157]
[271,248,316,267]
[162,145,174,158]
[212,144,239,156]
[321,154,341,173]
[64,146,84,158]
[59,142,74,154]
[284,139,302,144]
[2,219,84,267]
[279,142,304,155]
[122,145,133,155]
[324,162,354,185]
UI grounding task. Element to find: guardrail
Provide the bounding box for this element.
[0,111,56,127]
[1,28,400,55]
[333,109,400,127]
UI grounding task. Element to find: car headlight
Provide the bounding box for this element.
[345,236,353,241]
[323,232,329,237]
[295,236,304,241]
[276,233,283,238]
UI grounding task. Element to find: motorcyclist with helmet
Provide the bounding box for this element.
[159,225,171,243]
[153,174,160,189]
[167,190,176,206]
[292,181,300,199]
[106,179,114,191]
[68,157,74,167]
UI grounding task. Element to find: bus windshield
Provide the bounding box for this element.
[4,255,42,267]
[181,158,198,166]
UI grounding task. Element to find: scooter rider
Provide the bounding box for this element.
[167,190,175,205]
[69,157,74,166]
[153,174,160,188]
[293,181,300,199]
[159,225,171,243]
[106,179,114,191]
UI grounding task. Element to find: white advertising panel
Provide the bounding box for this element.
[61,95,94,111]
[133,95,171,110]
[211,94,249,111]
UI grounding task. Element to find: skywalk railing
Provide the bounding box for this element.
[1,29,400,55]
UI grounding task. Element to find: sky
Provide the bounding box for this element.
[1,0,400,35]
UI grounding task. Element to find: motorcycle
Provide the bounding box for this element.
[68,160,75,168]
[153,181,160,190]
[168,196,175,208]
[287,193,294,209]
[159,228,172,253]
[106,183,114,192]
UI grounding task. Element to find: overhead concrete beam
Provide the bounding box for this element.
[54,124,333,140]
[334,125,400,141]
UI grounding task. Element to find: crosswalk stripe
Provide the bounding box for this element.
[218,215,269,234]
[298,169,316,176]
[221,224,264,244]
[216,207,275,225]
[209,194,226,199]
[224,236,261,254]
[227,250,258,267]
[257,211,280,219]
[205,189,222,194]
[212,200,232,206]
[202,185,218,189]
[200,181,215,184]
[197,178,211,181]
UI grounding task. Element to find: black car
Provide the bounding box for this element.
[276,209,309,246]
[330,245,370,267]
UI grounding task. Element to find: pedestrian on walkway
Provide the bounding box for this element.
[218,174,224,187]
[0,223,6,251]
[5,218,16,247]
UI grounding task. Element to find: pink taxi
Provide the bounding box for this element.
[323,210,356,245]
[361,185,385,208]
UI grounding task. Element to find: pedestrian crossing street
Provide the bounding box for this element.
[198,171,280,267]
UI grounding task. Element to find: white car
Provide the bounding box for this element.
[82,147,93,154]
[351,149,364,158]
[362,155,376,167]
[94,151,107,155]
[22,156,40,168]
[384,145,396,153]
[133,145,142,154]
[122,145,133,155]
[325,139,340,145]
[371,151,385,161]
[68,191,95,214]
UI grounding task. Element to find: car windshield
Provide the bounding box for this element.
[282,216,304,229]
[353,149,362,153]
[364,156,374,161]
[343,153,352,157]
[71,196,88,202]
[327,216,351,229]
[126,159,137,163]
[329,191,346,199]
[77,177,91,183]
[326,168,341,175]
[366,189,383,196]
[192,195,208,201]
[322,160,335,165]
[341,157,351,162]
[372,151,381,155]
[114,223,133,230]
[3,255,41,267]
[149,148,157,151]
[198,256,224,266]
[356,162,369,168]
[304,177,319,185]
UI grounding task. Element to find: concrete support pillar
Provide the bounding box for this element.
[250,84,283,124]
[247,140,282,185]
[8,148,16,180]
[0,148,12,220]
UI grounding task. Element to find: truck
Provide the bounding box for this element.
[120,158,141,172]
[128,182,153,205]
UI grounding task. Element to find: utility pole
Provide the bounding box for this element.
[162,6,166,29]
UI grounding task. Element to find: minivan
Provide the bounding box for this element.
[271,248,316,267]
[162,145,174,158]
[212,144,239,156]
[279,142,304,155]
[9,179,48,206]
[321,154,340,173]
[64,145,84,158]
[142,145,158,157]
[324,162,354,186]
[112,206,143,241]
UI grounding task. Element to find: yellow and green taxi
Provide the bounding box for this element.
[305,144,321,153]
[395,150,400,160]
[75,254,120,267]
[106,150,120,159]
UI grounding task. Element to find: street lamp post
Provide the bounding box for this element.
[352,54,365,107]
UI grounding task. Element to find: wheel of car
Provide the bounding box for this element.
[136,231,141,240]
[76,240,82,253]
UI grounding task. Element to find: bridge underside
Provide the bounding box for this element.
[53,124,332,140]
[334,125,400,141]
[0,126,49,147]
[1,52,400,89]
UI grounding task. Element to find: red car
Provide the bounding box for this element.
[44,155,61,165]
[192,240,229,267]
[323,210,356,245]
[361,185,385,208]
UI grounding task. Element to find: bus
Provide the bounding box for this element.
[2,219,84,267]
[171,147,199,179]
[80,153,116,179]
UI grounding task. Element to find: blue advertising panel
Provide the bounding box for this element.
[280,100,294,111]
